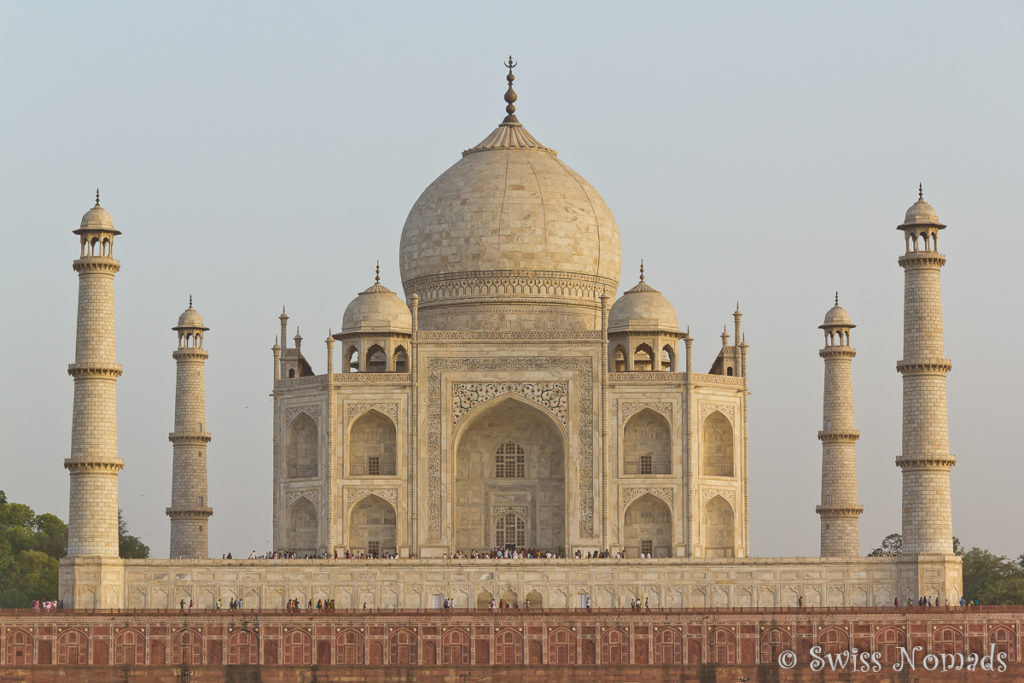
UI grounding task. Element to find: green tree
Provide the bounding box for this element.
[118,509,150,559]
[0,491,64,607]
[962,547,1024,604]
[868,533,903,557]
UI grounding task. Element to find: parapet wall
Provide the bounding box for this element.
[60,554,962,611]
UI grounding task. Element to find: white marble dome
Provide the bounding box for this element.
[175,304,207,330]
[342,279,412,335]
[608,277,679,334]
[822,303,852,327]
[399,90,621,331]
[901,187,944,227]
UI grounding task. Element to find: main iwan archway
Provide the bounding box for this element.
[453,397,566,554]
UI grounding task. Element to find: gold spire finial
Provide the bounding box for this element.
[918,183,923,201]
[375,260,381,284]
[835,291,839,306]
[639,259,645,282]
[95,188,100,207]
[189,294,193,308]
[502,56,519,124]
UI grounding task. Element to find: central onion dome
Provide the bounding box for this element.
[399,59,622,331]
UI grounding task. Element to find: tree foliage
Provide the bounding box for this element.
[0,492,150,607]
[0,490,66,607]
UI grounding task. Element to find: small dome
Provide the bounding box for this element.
[823,304,851,326]
[900,185,944,227]
[608,276,679,334]
[341,280,412,335]
[76,192,120,234]
[174,302,208,330]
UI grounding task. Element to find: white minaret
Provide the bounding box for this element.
[816,294,863,556]
[65,191,124,558]
[167,298,213,558]
[896,186,955,555]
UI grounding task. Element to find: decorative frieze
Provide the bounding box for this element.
[700,404,736,422]
[286,404,321,424]
[453,382,568,428]
[622,487,674,507]
[699,488,736,507]
[620,401,672,423]
[346,402,399,423]
[285,489,320,506]
[345,488,399,508]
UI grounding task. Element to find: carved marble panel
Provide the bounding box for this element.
[345,488,399,508]
[453,382,568,428]
[346,402,399,424]
[286,404,321,424]
[622,487,674,508]
[621,401,672,423]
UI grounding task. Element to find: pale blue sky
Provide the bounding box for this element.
[2,1,1022,558]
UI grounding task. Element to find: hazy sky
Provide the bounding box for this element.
[2,2,1022,560]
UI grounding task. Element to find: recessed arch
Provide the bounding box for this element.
[365,344,386,373]
[633,343,655,371]
[701,411,734,477]
[113,628,146,666]
[623,408,671,475]
[349,410,396,476]
[453,396,565,554]
[661,344,675,371]
[623,493,672,558]
[55,628,89,665]
[227,629,259,665]
[348,494,396,557]
[286,497,318,555]
[393,345,408,372]
[702,495,735,558]
[285,412,318,479]
[613,345,627,371]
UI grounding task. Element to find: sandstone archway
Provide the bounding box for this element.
[623,493,672,557]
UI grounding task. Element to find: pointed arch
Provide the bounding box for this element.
[494,629,523,665]
[817,627,849,655]
[653,627,683,664]
[548,628,576,665]
[476,590,493,610]
[282,629,312,665]
[286,412,318,479]
[441,628,470,665]
[388,628,417,665]
[623,408,671,475]
[171,628,203,666]
[286,496,318,554]
[348,493,396,557]
[55,628,89,665]
[349,409,396,476]
[365,344,386,373]
[345,345,360,373]
[623,493,672,558]
[709,628,736,664]
[702,495,735,558]
[227,629,259,665]
[113,629,146,666]
[336,628,364,664]
[5,628,33,665]
[701,411,734,477]
[661,344,675,371]
[393,345,408,372]
[989,626,1015,661]
[759,628,791,664]
[875,627,905,664]
[633,343,655,371]
[600,628,629,664]
[613,345,627,371]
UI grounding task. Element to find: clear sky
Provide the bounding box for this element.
[1,1,1022,560]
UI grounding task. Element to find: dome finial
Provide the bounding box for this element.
[375,260,381,284]
[918,183,923,201]
[189,294,193,308]
[835,291,839,306]
[95,188,101,207]
[502,56,519,124]
[639,259,645,282]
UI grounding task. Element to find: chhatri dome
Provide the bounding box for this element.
[821,293,853,327]
[399,58,622,331]
[77,189,119,234]
[608,263,679,333]
[341,263,412,335]
[175,298,207,330]
[901,183,944,227]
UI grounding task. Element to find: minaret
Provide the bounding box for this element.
[167,298,213,558]
[65,191,124,557]
[816,294,863,556]
[896,186,955,555]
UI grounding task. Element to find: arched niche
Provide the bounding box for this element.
[623,409,671,475]
[703,495,735,558]
[623,494,672,558]
[286,497,318,554]
[701,411,734,477]
[633,343,655,371]
[454,397,565,554]
[349,410,397,476]
[286,413,318,479]
[348,494,397,557]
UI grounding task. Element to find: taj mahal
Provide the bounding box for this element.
[59,61,962,610]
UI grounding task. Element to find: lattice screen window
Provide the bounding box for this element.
[367,541,380,558]
[495,513,525,548]
[640,455,653,475]
[495,441,525,478]
[641,540,653,556]
[368,456,380,476]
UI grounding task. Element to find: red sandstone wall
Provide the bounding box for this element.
[1,607,1021,681]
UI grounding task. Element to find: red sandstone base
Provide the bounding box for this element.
[1,607,1021,681]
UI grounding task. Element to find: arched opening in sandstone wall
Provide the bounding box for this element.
[349,410,396,476]
[286,497,318,555]
[348,494,397,557]
[623,409,671,475]
[393,346,408,372]
[633,343,655,371]
[623,493,672,558]
[285,413,318,479]
[701,411,734,477]
[454,397,565,554]
[703,495,735,558]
